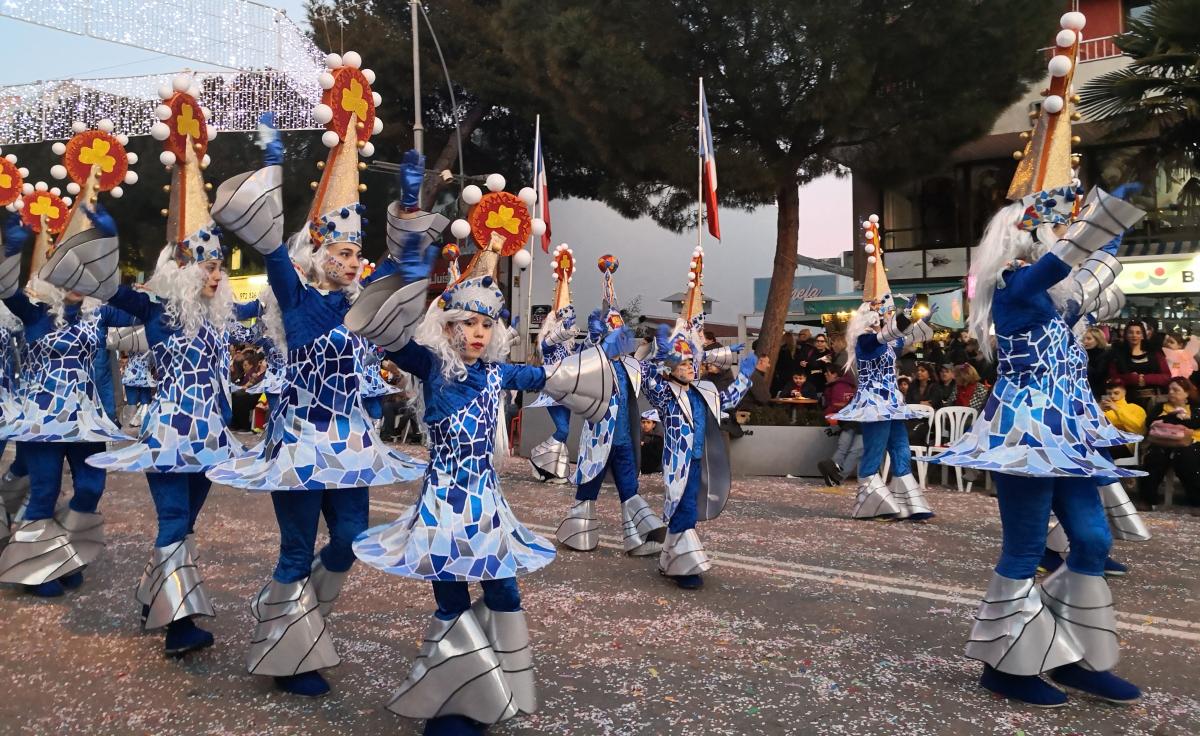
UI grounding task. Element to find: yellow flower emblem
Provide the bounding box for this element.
[485,205,521,235]
[176,103,201,140]
[30,195,61,220]
[79,138,116,173]
[340,79,369,122]
[0,171,10,189]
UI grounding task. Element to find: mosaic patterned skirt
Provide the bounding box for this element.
[831,392,925,423]
[244,370,287,396]
[0,390,129,443]
[87,399,250,473]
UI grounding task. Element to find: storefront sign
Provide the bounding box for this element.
[753,275,838,313]
[228,274,268,302]
[1116,255,1200,295]
[530,304,552,329]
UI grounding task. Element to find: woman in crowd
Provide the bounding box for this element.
[936,364,956,405]
[1109,321,1170,404]
[904,362,943,408]
[1137,376,1200,507]
[1082,326,1111,399]
[803,332,834,394]
[953,363,989,410]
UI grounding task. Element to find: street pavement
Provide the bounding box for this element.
[0,439,1197,735]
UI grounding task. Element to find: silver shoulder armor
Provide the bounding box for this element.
[1050,188,1146,267]
[541,345,615,425]
[345,275,430,352]
[38,228,120,300]
[211,165,284,255]
[107,325,148,353]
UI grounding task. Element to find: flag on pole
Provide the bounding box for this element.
[698,79,721,240]
[533,116,552,253]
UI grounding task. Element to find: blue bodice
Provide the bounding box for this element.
[831,334,922,423]
[121,351,156,388]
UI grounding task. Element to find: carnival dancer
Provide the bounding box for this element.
[119,329,156,427]
[0,152,30,531]
[637,247,762,590]
[0,121,141,598]
[208,61,425,697]
[348,168,613,736]
[526,248,578,484]
[832,215,935,521]
[930,11,1149,707]
[359,339,400,425]
[557,253,667,555]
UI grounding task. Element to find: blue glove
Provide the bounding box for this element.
[395,229,438,283]
[510,315,520,330]
[601,326,634,359]
[587,309,605,342]
[556,306,577,330]
[83,203,117,237]
[653,324,673,362]
[738,354,758,379]
[398,149,425,211]
[258,113,284,167]
[728,342,745,354]
[3,215,30,257]
[1101,234,1124,256]
[1110,182,1142,201]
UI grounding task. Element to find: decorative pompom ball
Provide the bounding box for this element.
[207,125,219,141]
[117,134,129,145]
[50,164,67,180]
[18,167,28,177]
[97,118,115,133]
[485,173,506,192]
[318,73,335,91]
[461,185,483,205]
[1042,95,1065,114]
[862,221,872,229]
[322,130,341,148]
[512,249,532,270]
[1048,55,1073,78]
[12,198,23,209]
[864,230,874,240]
[598,254,619,273]
[518,187,537,207]
[110,186,124,198]
[531,218,547,236]
[200,107,212,121]
[1056,29,1077,48]
[22,182,34,195]
[342,51,362,69]
[371,91,382,107]
[160,151,177,167]
[481,276,494,287]
[34,181,48,192]
[158,85,173,100]
[864,244,875,254]
[62,196,72,207]
[150,122,170,141]
[66,182,80,195]
[313,104,334,124]
[868,214,880,223]
[372,118,383,135]
[450,219,472,239]
[49,187,61,196]
[71,121,87,134]
[362,68,376,84]
[155,105,172,121]
[126,152,138,165]
[325,53,343,69]
[442,244,460,260]
[51,142,66,156]
[1060,11,1086,31]
[172,75,191,93]
[361,142,375,157]
[201,154,211,168]
[124,171,138,185]
[867,255,877,264]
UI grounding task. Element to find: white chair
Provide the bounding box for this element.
[929,406,979,492]
[905,404,937,489]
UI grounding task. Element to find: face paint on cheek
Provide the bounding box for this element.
[449,323,468,353]
[322,255,344,284]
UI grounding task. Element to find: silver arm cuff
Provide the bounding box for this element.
[386,203,449,262]
[38,229,120,300]
[1094,288,1125,322]
[212,165,284,255]
[904,319,933,345]
[0,251,19,300]
[345,276,429,352]
[1050,188,1146,267]
[877,315,906,343]
[703,345,737,370]
[107,326,148,353]
[539,321,577,349]
[1069,251,1122,318]
[540,345,615,425]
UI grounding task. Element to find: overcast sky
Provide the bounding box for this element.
[2,5,853,324]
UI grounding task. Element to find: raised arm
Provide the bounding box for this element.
[386,339,437,383]
[233,300,263,322]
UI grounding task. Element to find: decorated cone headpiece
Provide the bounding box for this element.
[19,183,70,276]
[35,119,137,299]
[1008,11,1087,230]
[860,214,893,313]
[150,73,223,265]
[597,254,625,329]
[441,173,531,319]
[663,246,705,367]
[0,150,31,297]
[306,51,380,251]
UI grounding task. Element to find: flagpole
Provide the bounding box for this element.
[410,0,424,155]
[522,114,540,363]
[696,77,704,254]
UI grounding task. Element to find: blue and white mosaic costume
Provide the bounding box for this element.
[358,340,399,421]
[121,349,156,406]
[527,307,576,482]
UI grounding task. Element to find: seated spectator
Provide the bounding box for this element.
[777,372,814,399]
[1162,332,1198,379]
[905,363,944,409]
[936,364,957,405]
[1082,326,1112,400]
[804,333,834,393]
[817,365,861,487]
[953,363,989,411]
[639,410,664,474]
[1109,320,1170,405]
[964,338,996,385]
[1099,379,1145,460]
[1137,377,1200,507]
[897,375,912,397]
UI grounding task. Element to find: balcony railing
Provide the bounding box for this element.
[1040,35,1123,63]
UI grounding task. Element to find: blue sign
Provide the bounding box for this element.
[753,275,838,313]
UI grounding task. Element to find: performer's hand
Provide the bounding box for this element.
[397,149,425,211]
[738,354,759,379]
[601,326,634,359]
[258,113,285,166]
[3,215,30,257]
[555,305,576,330]
[587,309,606,342]
[728,342,745,354]
[83,203,118,237]
[1110,182,1143,201]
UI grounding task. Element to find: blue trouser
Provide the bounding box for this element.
[667,458,703,534]
[23,441,107,521]
[547,405,570,443]
[833,426,863,474]
[124,386,152,405]
[430,577,521,620]
[994,474,1110,579]
[363,396,383,421]
[575,442,640,503]
[270,488,369,583]
[7,442,28,477]
[859,420,913,478]
[146,471,211,547]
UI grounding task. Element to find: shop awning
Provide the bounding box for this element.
[1119,239,1200,258]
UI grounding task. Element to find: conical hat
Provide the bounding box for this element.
[51,121,134,252]
[860,215,891,305]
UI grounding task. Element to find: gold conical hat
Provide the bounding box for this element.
[167,141,213,247]
[861,215,891,304]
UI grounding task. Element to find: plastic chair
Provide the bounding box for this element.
[905,404,937,489]
[508,409,523,456]
[929,406,978,492]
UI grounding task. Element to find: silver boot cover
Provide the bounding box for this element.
[246,577,340,676]
[889,473,932,520]
[472,600,537,716]
[658,529,712,577]
[1099,482,1151,542]
[138,540,215,630]
[0,506,9,551]
[1040,567,1120,672]
[620,495,666,555]
[0,510,104,584]
[530,438,569,481]
[0,471,30,516]
[388,610,520,724]
[852,474,900,519]
[310,557,350,618]
[966,573,1083,676]
[1045,519,1070,555]
[555,499,598,551]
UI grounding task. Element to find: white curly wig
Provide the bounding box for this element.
[413,302,511,383]
[843,302,881,374]
[25,276,101,328]
[142,245,236,337]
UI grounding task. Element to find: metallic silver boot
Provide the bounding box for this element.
[0,506,10,552]
[1045,520,1069,556]
[530,438,569,483]
[966,573,1083,675]
[246,577,340,676]
[658,529,712,577]
[555,500,599,551]
[889,473,933,520]
[388,610,520,725]
[852,473,900,519]
[472,600,537,716]
[137,539,215,630]
[0,510,104,585]
[309,557,349,618]
[620,495,666,556]
[0,470,30,516]
[1041,567,1120,672]
[1099,482,1150,542]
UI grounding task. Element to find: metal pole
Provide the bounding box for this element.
[522,115,541,363]
[410,0,424,155]
[696,77,704,253]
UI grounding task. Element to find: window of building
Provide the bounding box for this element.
[882,174,960,251]
[1123,0,1153,26]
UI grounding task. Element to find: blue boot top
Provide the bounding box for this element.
[979,665,1068,708]
[424,715,487,736]
[1050,663,1141,704]
[164,617,215,658]
[1037,548,1064,574]
[1103,557,1129,577]
[275,671,330,698]
[24,580,65,598]
[672,574,704,590]
[61,570,84,589]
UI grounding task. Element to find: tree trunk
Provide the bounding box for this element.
[756,176,800,388]
[421,102,489,211]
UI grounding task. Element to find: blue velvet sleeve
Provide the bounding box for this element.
[233,300,263,321]
[107,284,155,324]
[388,340,436,382]
[98,305,140,329]
[2,292,43,327]
[500,363,547,392]
[1013,252,1072,295]
[263,246,307,312]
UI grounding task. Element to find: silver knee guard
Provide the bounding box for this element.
[889,474,932,519]
[852,474,899,519]
[1099,482,1150,542]
[472,600,537,716]
[246,577,340,676]
[620,496,665,555]
[0,509,104,585]
[555,500,598,551]
[966,573,1083,676]
[658,529,711,577]
[137,539,215,630]
[388,610,521,725]
[1041,567,1120,672]
[310,557,350,617]
[530,438,569,481]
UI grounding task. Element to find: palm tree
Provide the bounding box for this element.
[1079,0,1200,207]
